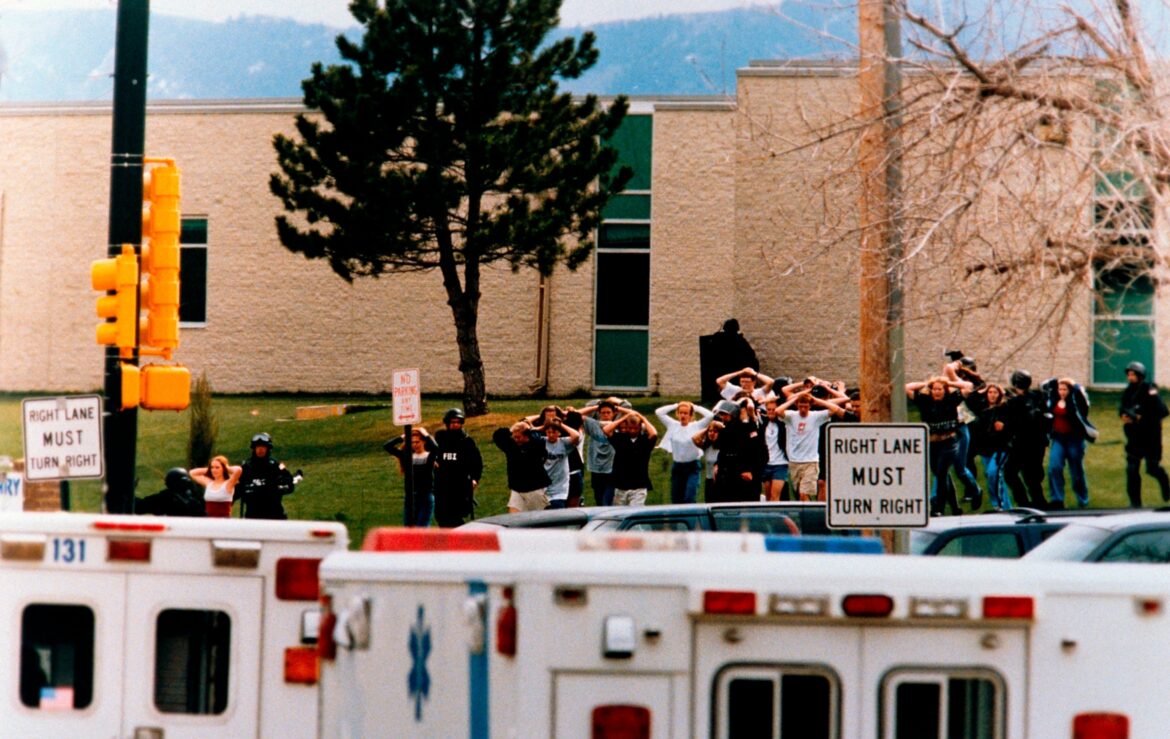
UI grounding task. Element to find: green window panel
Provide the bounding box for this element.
[595,329,649,388]
[599,223,650,249]
[179,217,208,324]
[608,114,653,191]
[1095,270,1153,316]
[180,218,208,244]
[1093,318,1154,385]
[602,193,652,221]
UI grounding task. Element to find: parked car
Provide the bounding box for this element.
[1023,510,1170,563]
[908,508,1119,558]
[579,502,826,536]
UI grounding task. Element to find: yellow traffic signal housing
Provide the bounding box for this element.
[140,364,190,411]
[92,244,140,351]
[141,159,182,358]
[120,363,141,410]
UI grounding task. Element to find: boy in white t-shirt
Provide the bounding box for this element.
[777,390,844,501]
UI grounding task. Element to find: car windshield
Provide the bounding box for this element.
[1024,524,1112,561]
[582,519,621,532]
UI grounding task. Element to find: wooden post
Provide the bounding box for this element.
[858,0,907,423]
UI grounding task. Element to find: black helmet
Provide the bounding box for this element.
[1009,369,1032,390]
[959,356,977,371]
[251,432,273,450]
[1127,361,1147,379]
[164,467,191,491]
[442,408,465,425]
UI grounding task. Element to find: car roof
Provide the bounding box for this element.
[461,508,615,529]
[916,507,1124,533]
[1051,508,1170,533]
[590,501,822,520]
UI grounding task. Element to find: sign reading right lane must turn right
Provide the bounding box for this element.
[825,423,929,529]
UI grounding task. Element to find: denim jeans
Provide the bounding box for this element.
[670,460,702,504]
[405,491,434,527]
[930,436,979,513]
[981,451,1011,509]
[1048,434,1088,507]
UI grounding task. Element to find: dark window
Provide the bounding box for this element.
[718,666,835,738]
[179,217,208,324]
[935,532,1022,558]
[155,608,231,715]
[1099,530,1170,563]
[624,517,695,532]
[595,253,650,326]
[890,673,1000,739]
[21,604,94,710]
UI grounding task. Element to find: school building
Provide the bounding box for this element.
[0,61,1158,399]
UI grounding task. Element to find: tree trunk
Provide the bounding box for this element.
[450,294,488,416]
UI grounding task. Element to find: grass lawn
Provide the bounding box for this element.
[0,390,1144,547]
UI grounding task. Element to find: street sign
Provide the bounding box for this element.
[21,395,105,481]
[392,368,422,426]
[825,423,929,528]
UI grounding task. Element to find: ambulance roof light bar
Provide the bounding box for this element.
[362,528,501,552]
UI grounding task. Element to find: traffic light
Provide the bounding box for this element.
[140,364,190,411]
[92,244,140,352]
[141,159,181,359]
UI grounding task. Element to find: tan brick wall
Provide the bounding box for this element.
[649,102,737,395]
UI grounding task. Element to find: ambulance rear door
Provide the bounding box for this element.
[120,572,263,739]
[0,566,127,739]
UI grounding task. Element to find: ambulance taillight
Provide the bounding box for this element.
[108,538,152,562]
[703,590,756,615]
[982,596,1035,620]
[496,586,517,657]
[592,705,651,739]
[842,594,894,618]
[284,646,318,684]
[276,557,321,600]
[1073,712,1129,739]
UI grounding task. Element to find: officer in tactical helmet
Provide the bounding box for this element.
[1002,369,1051,510]
[135,467,206,517]
[431,408,483,527]
[236,433,297,519]
[1120,361,1170,507]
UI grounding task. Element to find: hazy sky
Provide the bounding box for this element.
[0,0,764,28]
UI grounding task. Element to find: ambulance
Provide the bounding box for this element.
[318,527,1154,738]
[0,511,346,739]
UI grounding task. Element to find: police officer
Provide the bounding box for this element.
[237,433,296,519]
[135,467,206,517]
[1002,369,1050,510]
[1120,361,1170,507]
[432,409,483,527]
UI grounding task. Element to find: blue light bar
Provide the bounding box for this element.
[764,535,884,554]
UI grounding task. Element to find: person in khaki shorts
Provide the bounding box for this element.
[604,409,658,506]
[777,389,843,501]
[492,421,551,512]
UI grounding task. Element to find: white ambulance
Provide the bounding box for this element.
[318,527,1156,738]
[0,511,346,739]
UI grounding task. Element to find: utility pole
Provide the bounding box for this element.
[858,0,906,423]
[103,0,149,513]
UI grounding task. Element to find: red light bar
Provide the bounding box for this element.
[1073,712,1129,739]
[94,521,167,532]
[361,528,500,552]
[982,596,1034,620]
[842,594,894,618]
[276,557,321,601]
[108,538,152,562]
[310,529,336,539]
[703,590,757,615]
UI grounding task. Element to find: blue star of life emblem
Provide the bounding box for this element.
[408,605,432,721]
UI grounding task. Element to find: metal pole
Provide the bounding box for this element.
[403,424,415,526]
[103,0,149,513]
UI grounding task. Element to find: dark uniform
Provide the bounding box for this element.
[1002,370,1050,510]
[1120,361,1170,507]
[432,409,484,527]
[237,433,296,519]
[135,467,206,517]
